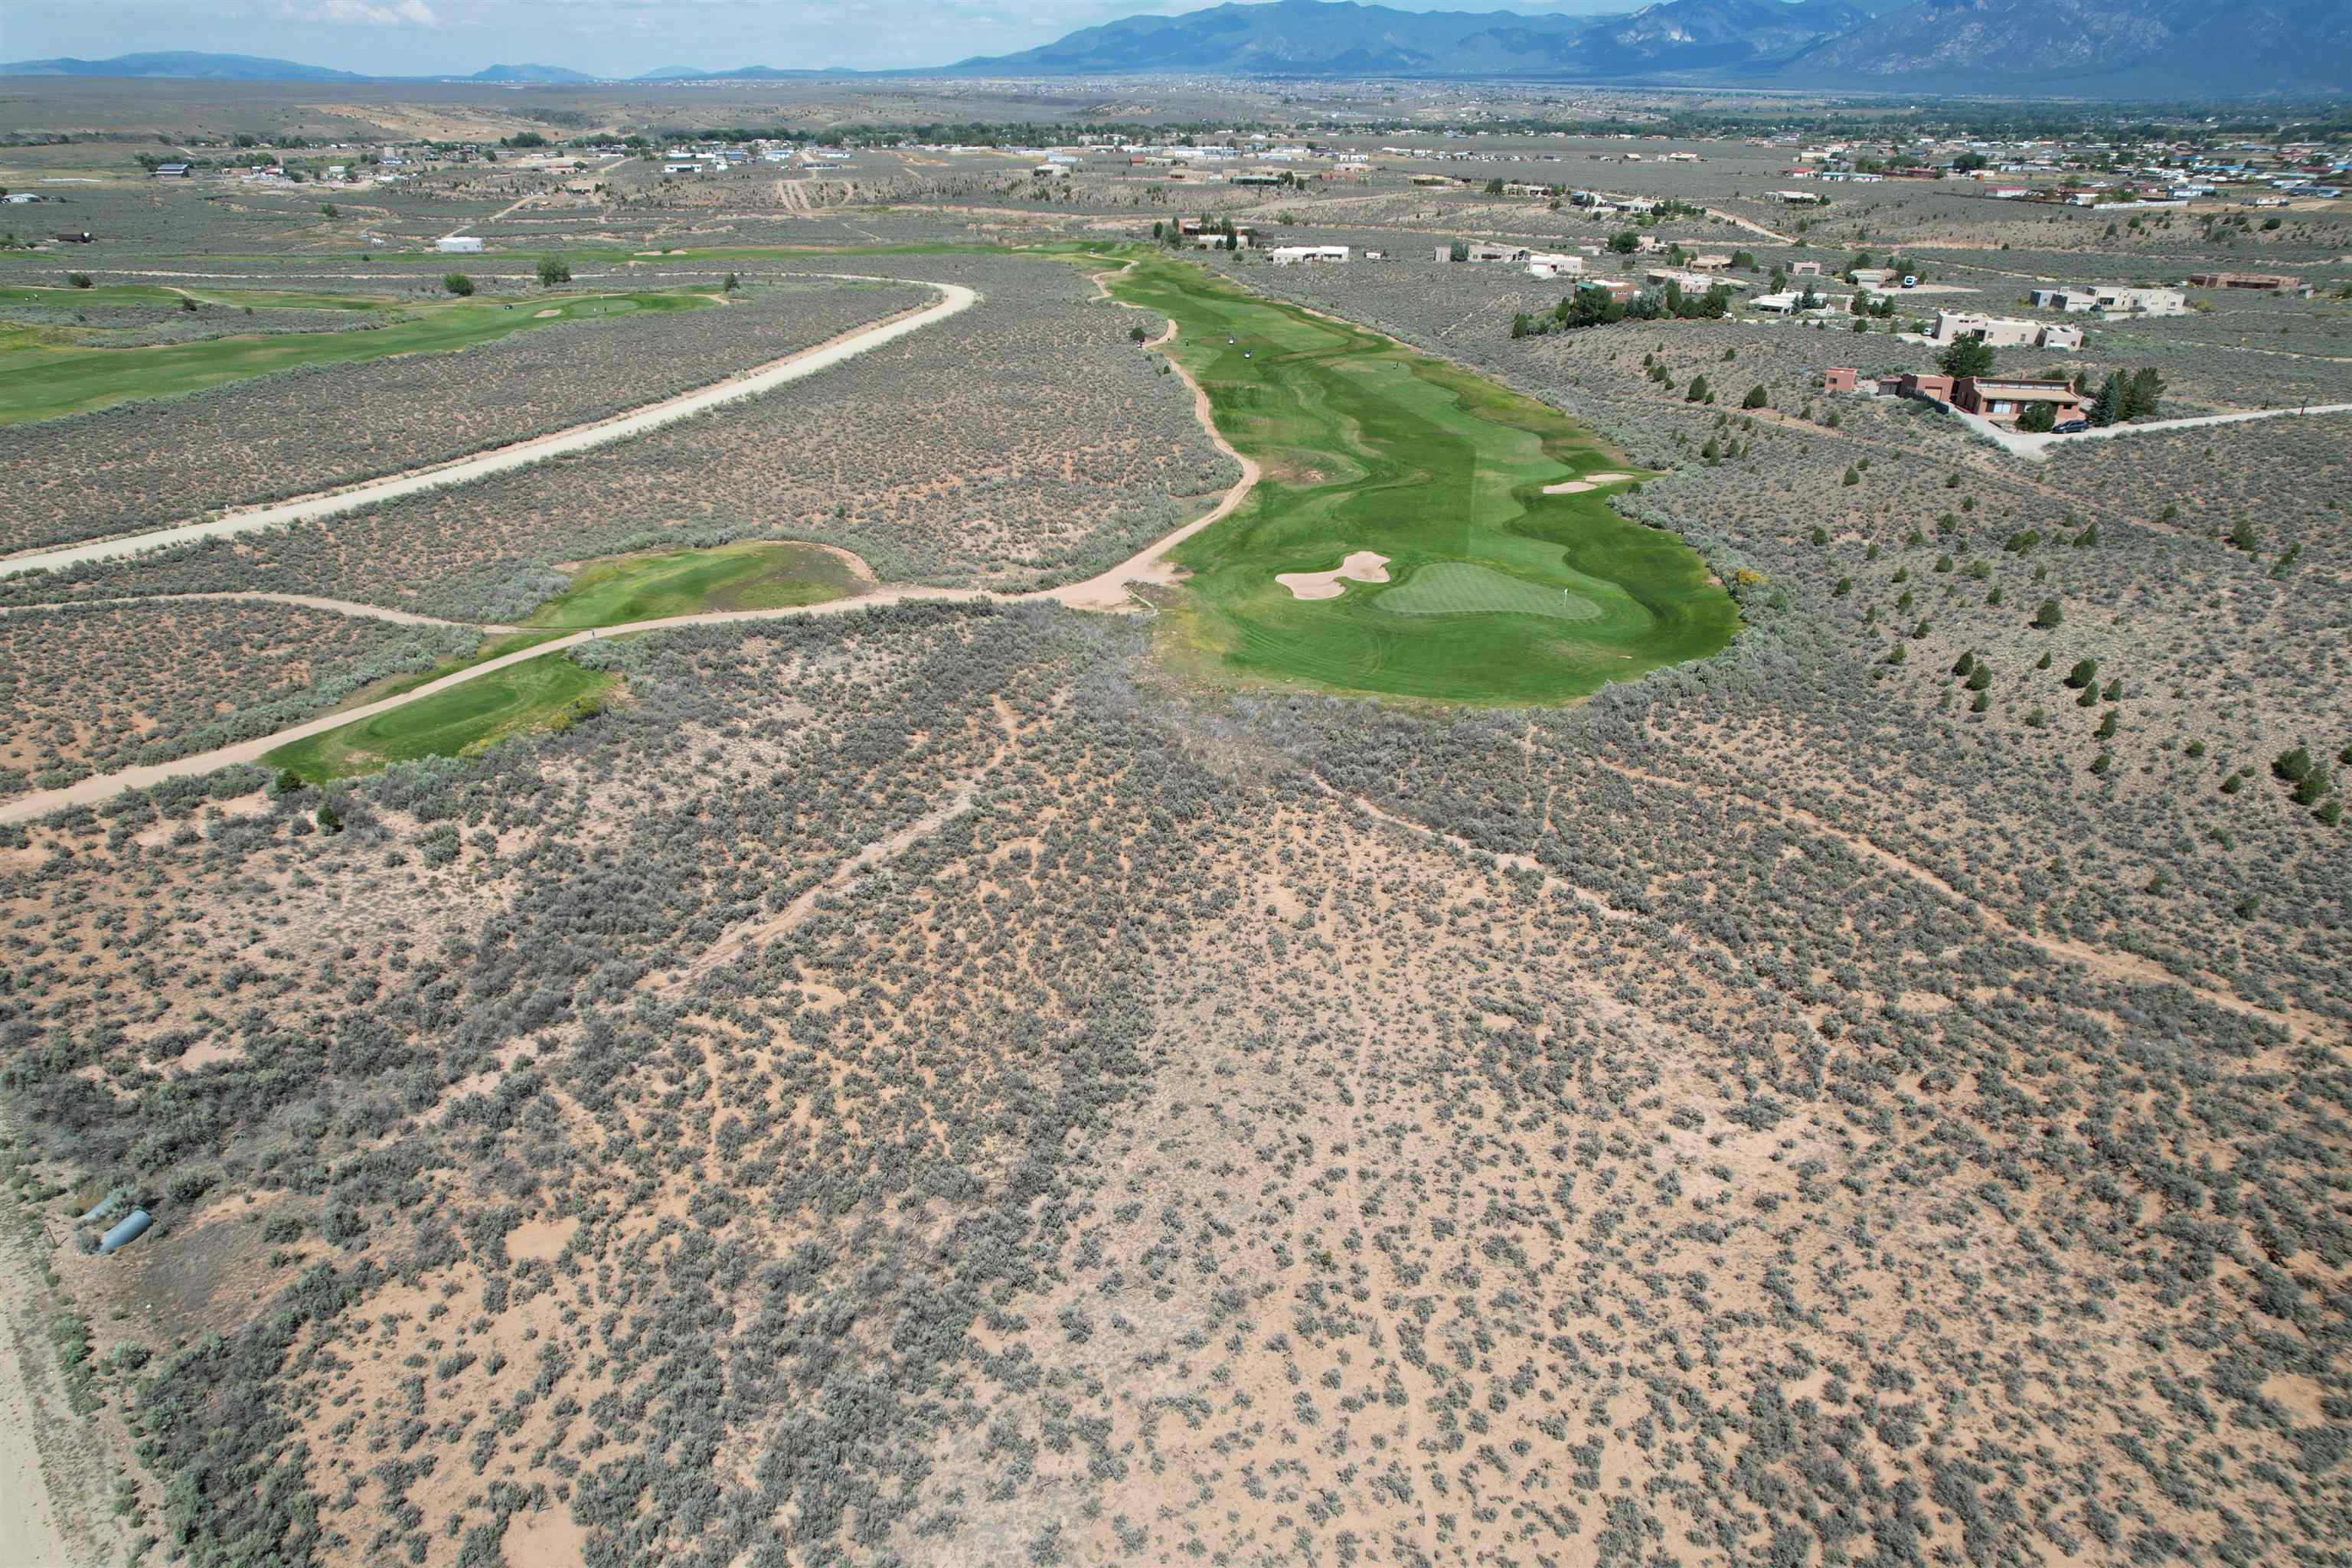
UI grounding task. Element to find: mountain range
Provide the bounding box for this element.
[5,0,2347,95]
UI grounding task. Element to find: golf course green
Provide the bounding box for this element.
[527,541,863,629]
[0,287,716,425]
[1105,255,1739,705]
[265,655,613,783]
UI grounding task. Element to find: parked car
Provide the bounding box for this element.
[2053,419,2089,433]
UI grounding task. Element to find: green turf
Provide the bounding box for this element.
[0,288,714,425]
[264,654,612,782]
[1102,255,1740,706]
[330,630,571,711]
[524,541,863,629]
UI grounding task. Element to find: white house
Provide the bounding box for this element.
[1526,253,1583,279]
[1269,245,1348,266]
[436,235,485,254]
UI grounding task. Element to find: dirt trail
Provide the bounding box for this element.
[668,704,1020,990]
[0,265,1266,822]
[1047,272,1262,610]
[0,592,513,632]
[0,279,975,578]
[1587,753,2331,1044]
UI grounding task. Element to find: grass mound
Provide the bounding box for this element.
[1105,256,1737,705]
[525,541,864,629]
[266,655,613,782]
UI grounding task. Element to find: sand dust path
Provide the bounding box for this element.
[0,592,514,632]
[1047,280,1262,611]
[0,268,1266,824]
[0,586,1005,825]
[0,278,975,578]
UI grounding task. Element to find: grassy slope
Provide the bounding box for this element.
[265,655,612,782]
[526,542,863,629]
[1106,256,1740,705]
[0,288,713,424]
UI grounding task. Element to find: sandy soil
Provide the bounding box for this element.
[1276,550,1392,599]
[0,1222,117,1568]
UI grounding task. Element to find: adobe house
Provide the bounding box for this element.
[1952,377,2087,426]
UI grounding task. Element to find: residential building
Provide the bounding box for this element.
[1527,253,1583,279]
[2030,284,2184,315]
[1929,310,2078,349]
[152,162,191,178]
[1269,245,1349,266]
[2188,271,2304,292]
[1952,377,2087,426]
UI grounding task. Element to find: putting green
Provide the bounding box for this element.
[265,655,613,783]
[0,288,714,425]
[526,541,863,629]
[1104,256,1738,705]
[1379,562,1606,622]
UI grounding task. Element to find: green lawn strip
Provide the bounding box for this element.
[0,289,714,425]
[325,629,571,713]
[266,652,612,783]
[1105,256,1739,706]
[524,541,863,629]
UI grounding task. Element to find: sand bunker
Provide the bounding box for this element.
[533,308,561,318]
[1543,472,1633,495]
[1277,550,1391,601]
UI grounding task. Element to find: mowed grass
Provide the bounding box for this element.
[1106,256,1739,706]
[526,541,864,629]
[265,655,612,783]
[0,288,714,424]
[328,630,570,711]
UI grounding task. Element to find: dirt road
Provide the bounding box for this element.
[0,279,977,578]
[0,298,1267,825]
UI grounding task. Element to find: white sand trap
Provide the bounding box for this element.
[1542,472,1633,495]
[1277,550,1391,601]
[533,307,560,318]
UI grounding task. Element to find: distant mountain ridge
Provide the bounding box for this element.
[945,0,2350,91]
[5,0,2346,94]
[466,64,597,83]
[0,50,368,80]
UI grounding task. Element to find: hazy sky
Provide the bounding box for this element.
[5,0,1632,75]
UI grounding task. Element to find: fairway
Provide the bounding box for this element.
[265,655,614,782]
[0,288,715,425]
[526,541,865,628]
[1105,256,1739,704]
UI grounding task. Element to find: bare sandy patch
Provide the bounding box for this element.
[1543,472,1634,495]
[1276,550,1390,601]
[531,308,560,318]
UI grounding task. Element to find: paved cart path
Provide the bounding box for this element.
[0,278,974,577]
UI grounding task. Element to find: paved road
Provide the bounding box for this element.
[0,278,975,578]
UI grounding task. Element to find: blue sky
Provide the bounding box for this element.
[5,0,1632,75]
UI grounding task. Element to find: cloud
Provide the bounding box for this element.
[274,0,441,24]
